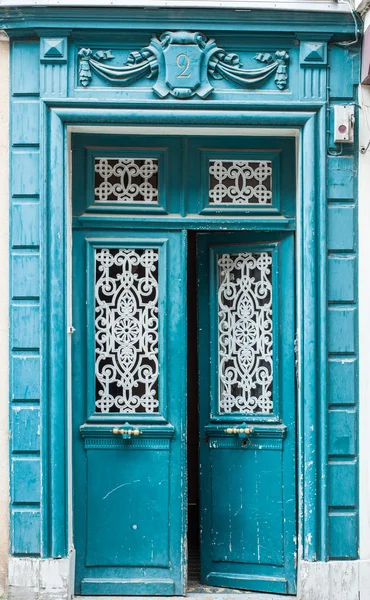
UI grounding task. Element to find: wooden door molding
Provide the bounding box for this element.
[43,106,327,575]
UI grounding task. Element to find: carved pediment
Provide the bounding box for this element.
[78,30,289,99]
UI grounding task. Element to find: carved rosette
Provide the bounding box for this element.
[78,31,289,99]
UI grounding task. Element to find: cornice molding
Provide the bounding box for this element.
[0,0,352,9]
[0,6,357,38]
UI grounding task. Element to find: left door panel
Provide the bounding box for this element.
[72,229,187,596]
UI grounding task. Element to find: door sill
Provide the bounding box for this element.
[76,594,296,599]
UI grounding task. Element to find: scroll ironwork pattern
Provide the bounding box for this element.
[209,160,272,205]
[94,158,159,203]
[95,248,159,413]
[218,252,273,413]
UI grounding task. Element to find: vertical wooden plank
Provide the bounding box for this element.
[301,114,319,561]
[317,105,328,561]
[46,108,67,557]
[10,36,42,560]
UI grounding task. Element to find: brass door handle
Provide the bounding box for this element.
[224,427,253,435]
[112,427,142,438]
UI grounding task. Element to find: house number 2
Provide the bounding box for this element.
[176,53,191,78]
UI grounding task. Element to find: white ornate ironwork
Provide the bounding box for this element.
[217,252,273,413]
[209,160,272,205]
[95,248,159,413]
[94,158,159,203]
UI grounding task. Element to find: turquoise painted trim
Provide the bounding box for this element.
[325,43,360,560]
[0,7,357,35]
[48,108,68,558]
[6,11,359,573]
[42,105,322,566]
[9,38,43,559]
[40,84,49,559]
[73,216,295,230]
[72,134,186,217]
[300,113,319,561]
[48,107,316,125]
[318,105,328,561]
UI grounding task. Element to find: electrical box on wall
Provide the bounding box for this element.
[334,105,355,143]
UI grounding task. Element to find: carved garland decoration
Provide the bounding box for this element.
[78,31,289,99]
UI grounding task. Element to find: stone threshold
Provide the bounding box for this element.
[77,594,296,600]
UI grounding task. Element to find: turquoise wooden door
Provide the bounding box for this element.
[198,231,296,595]
[71,131,296,596]
[72,228,187,596]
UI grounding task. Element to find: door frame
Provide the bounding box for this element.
[41,105,328,584]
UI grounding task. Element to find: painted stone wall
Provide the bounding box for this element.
[9,38,42,557]
[327,44,360,558]
[5,12,361,570]
[0,35,9,598]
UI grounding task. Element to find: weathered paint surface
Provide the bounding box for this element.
[9,38,42,562]
[326,44,360,561]
[72,229,187,595]
[0,35,9,599]
[1,4,361,598]
[198,232,296,594]
[8,555,75,600]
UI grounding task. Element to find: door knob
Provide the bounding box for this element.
[112,427,142,439]
[224,427,253,435]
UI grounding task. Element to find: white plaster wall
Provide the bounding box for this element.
[356,0,370,16]
[0,33,10,599]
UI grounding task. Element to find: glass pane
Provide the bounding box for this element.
[209,160,272,205]
[218,252,273,413]
[94,158,159,203]
[95,248,159,413]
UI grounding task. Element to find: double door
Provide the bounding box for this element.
[71,132,297,596]
[72,227,296,596]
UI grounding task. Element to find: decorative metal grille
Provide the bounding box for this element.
[94,158,159,203]
[95,248,159,413]
[209,160,272,205]
[217,252,273,413]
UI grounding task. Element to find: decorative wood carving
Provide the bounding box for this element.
[78,30,289,98]
[95,248,159,413]
[217,251,273,414]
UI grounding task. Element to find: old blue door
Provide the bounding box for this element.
[198,232,297,595]
[72,229,187,596]
[71,135,188,596]
[71,132,296,596]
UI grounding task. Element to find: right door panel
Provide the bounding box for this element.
[198,232,296,595]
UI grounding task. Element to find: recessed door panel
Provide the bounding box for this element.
[85,447,170,568]
[198,232,296,595]
[72,229,187,596]
[210,448,284,566]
